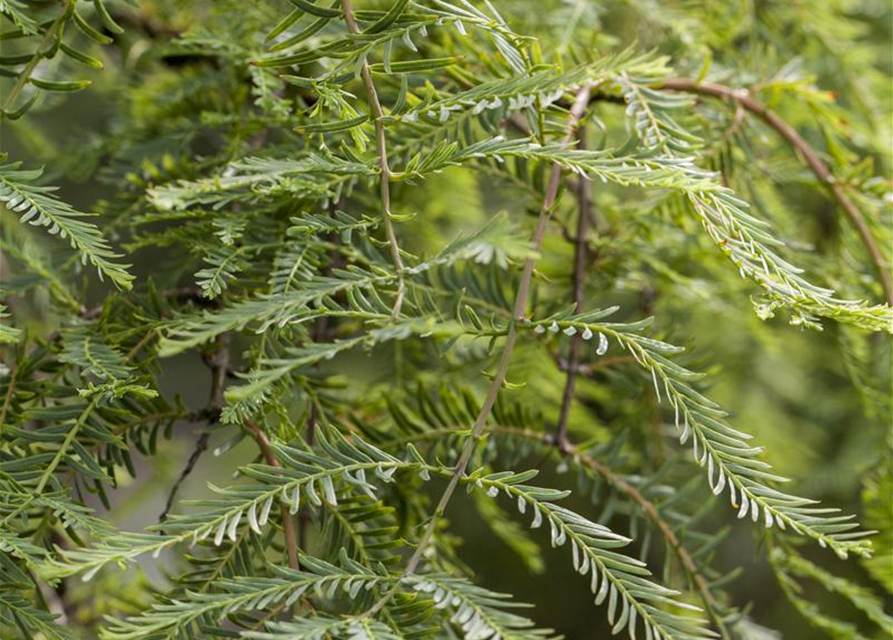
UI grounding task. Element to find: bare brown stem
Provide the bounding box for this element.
[554,126,592,448]
[340,0,406,317]
[244,419,300,570]
[659,77,892,305]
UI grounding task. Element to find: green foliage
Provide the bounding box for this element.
[0,302,20,343]
[862,445,893,595]
[0,160,133,289]
[0,1,890,640]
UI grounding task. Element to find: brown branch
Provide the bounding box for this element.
[340,0,406,317]
[244,419,300,570]
[554,125,592,449]
[157,432,210,525]
[461,424,730,637]
[562,441,732,638]
[365,87,594,618]
[548,132,722,625]
[368,419,733,637]
[659,77,892,305]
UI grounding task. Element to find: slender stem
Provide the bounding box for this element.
[340,0,406,317]
[660,77,893,306]
[562,441,731,639]
[159,333,230,524]
[35,397,99,493]
[197,526,251,592]
[554,126,591,448]
[159,433,209,523]
[359,414,733,637]
[245,419,300,570]
[365,87,592,618]
[125,328,158,360]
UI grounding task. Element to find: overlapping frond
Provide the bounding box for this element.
[102,555,390,640]
[0,161,133,289]
[2,1,888,639]
[246,616,404,640]
[42,429,409,580]
[456,142,892,332]
[527,308,874,558]
[464,469,716,640]
[0,593,77,640]
[405,574,556,640]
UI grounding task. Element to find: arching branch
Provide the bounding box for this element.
[659,78,892,306]
[508,428,733,638]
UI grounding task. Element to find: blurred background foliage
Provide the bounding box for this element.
[0,0,891,638]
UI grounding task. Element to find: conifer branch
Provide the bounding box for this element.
[554,126,592,449]
[564,443,732,638]
[543,132,732,633]
[527,312,875,558]
[373,423,732,636]
[4,2,888,637]
[659,77,893,306]
[367,86,593,617]
[244,419,300,571]
[340,0,406,318]
[34,396,100,494]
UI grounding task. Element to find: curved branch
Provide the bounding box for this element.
[371,421,733,636]
[659,78,892,305]
[500,428,732,638]
[245,419,300,571]
[544,118,728,630]
[563,443,731,638]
